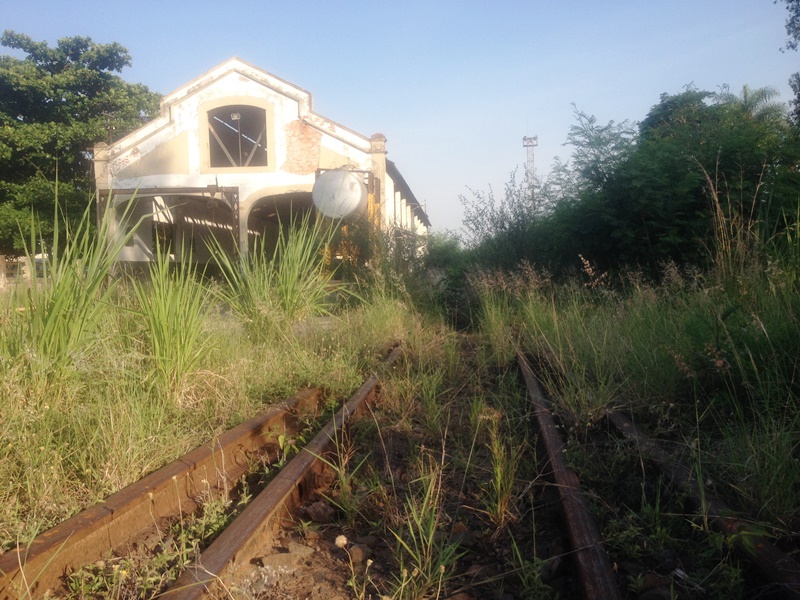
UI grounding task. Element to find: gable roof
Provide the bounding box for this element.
[161,56,313,116]
[109,56,371,154]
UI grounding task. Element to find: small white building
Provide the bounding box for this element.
[93,57,429,264]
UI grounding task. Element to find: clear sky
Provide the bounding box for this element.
[2,0,797,232]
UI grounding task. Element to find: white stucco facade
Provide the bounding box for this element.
[94,57,428,263]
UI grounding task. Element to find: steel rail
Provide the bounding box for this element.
[517,351,623,600]
[525,345,800,599]
[0,389,322,600]
[607,410,800,600]
[163,345,404,598]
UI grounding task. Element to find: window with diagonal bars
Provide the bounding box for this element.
[208,105,268,167]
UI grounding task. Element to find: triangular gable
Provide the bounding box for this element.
[161,57,313,117]
[107,57,370,154]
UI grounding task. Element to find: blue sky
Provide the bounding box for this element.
[2,0,797,232]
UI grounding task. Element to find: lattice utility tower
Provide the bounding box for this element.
[522,135,538,187]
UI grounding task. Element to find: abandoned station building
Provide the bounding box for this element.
[93,57,429,264]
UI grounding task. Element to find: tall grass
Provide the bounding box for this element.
[0,191,436,551]
[390,453,464,600]
[483,420,525,536]
[210,213,347,340]
[769,201,800,291]
[130,248,212,403]
[12,197,136,388]
[467,199,800,528]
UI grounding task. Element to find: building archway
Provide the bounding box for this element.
[110,192,236,265]
[245,191,315,257]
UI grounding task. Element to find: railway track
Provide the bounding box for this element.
[3,339,796,599]
[0,348,401,600]
[0,384,317,598]
[518,349,800,600]
[606,409,800,599]
[517,351,622,600]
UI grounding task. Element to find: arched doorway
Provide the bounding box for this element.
[110,192,236,265]
[246,192,315,257]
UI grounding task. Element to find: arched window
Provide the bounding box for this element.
[207,105,268,168]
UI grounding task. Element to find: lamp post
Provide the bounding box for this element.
[231,112,242,167]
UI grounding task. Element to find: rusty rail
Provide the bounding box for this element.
[608,410,800,600]
[164,345,403,598]
[524,345,800,599]
[517,351,623,600]
[0,346,402,599]
[0,389,323,600]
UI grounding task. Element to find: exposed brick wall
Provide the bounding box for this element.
[282,120,322,174]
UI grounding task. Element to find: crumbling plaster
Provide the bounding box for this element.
[95,57,427,262]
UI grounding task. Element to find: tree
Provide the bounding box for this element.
[716,84,785,123]
[561,87,798,274]
[780,0,800,50]
[779,0,800,123]
[462,86,799,279]
[460,169,533,251]
[0,31,161,254]
[564,105,636,192]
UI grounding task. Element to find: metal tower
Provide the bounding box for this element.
[522,135,538,184]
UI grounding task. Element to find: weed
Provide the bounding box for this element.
[336,534,376,600]
[482,421,525,536]
[418,368,448,436]
[13,197,137,388]
[208,212,347,340]
[311,425,372,529]
[294,519,318,540]
[65,487,238,598]
[389,453,464,600]
[130,247,211,403]
[508,535,553,599]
